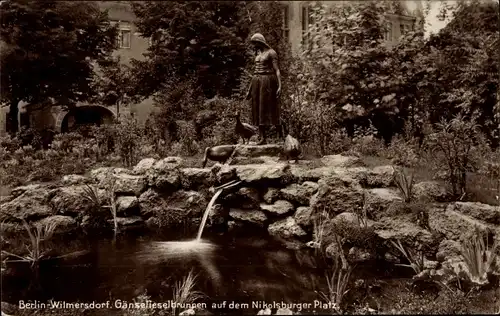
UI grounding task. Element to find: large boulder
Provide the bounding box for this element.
[373,216,442,257]
[133,158,157,174]
[447,202,500,225]
[0,186,55,222]
[211,164,238,184]
[428,207,496,242]
[90,167,129,188]
[346,165,395,188]
[180,168,215,190]
[333,212,376,227]
[229,209,268,226]
[364,188,402,220]
[111,216,145,231]
[229,209,267,227]
[294,206,313,229]
[115,196,140,215]
[113,173,147,196]
[235,163,292,184]
[139,189,208,226]
[260,200,295,216]
[268,217,307,239]
[50,185,102,217]
[232,144,283,158]
[436,239,462,263]
[310,174,364,216]
[263,188,281,204]
[290,165,335,183]
[153,156,184,171]
[280,181,319,206]
[221,187,260,209]
[413,181,450,202]
[34,215,78,234]
[320,155,363,168]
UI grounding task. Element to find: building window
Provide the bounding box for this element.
[301,4,313,48]
[384,22,393,41]
[282,5,290,41]
[400,23,413,37]
[118,28,131,48]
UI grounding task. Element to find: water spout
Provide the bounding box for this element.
[196,180,242,241]
[196,189,223,241]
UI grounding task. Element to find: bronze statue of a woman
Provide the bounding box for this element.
[245,33,281,145]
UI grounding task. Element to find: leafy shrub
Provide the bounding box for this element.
[115,115,143,166]
[459,229,499,287]
[393,167,415,203]
[426,115,489,198]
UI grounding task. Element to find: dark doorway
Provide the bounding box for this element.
[61,106,114,133]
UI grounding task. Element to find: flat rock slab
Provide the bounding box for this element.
[35,215,77,234]
[233,144,283,158]
[268,217,307,239]
[235,164,291,183]
[428,208,497,241]
[365,188,403,220]
[229,209,268,226]
[0,188,55,222]
[260,200,295,216]
[113,173,147,196]
[447,202,500,225]
[320,155,363,168]
[280,181,319,205]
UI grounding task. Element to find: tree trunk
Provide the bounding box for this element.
[7,99,19,136]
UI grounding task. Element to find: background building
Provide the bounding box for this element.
[0,0,430,136]
[282,0,425,54]
[0,1,156,136]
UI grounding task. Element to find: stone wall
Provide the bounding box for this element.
[1,151,499,279]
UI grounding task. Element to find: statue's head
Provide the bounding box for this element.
[250,33,270,50]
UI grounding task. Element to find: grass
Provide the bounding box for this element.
[82,184,102,209]
[1,219,58,267]
[81,183,118,237]
[312,210,330,256]
[172,269,205,315]
[390,239,424,275]
[393,166,415,203]
[460,229,499,286]
[319,256,354,313]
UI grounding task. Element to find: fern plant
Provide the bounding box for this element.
[393,166,415,203]
[1,219,58,268]
[319,254,354,313]
[460,229,499,286]
[172,269,205,315]
[391,239,425,274]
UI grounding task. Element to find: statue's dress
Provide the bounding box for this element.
[250,49,280,127]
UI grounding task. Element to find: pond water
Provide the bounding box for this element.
[1,228,410,315]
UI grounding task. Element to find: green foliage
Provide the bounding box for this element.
[320,255,353,313]
[0,0,117,134]
[131,1,249,99]
[393,167,415,203]
[115,115,143,167]
[91,56,135,109]
[1,219,58,268]
[460,229,500,286]
[391,239,425,275]
[172,269,205,316]
[426,115,488,198]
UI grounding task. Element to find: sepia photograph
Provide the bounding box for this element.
[0,0,499,315]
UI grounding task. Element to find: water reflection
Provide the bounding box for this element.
[3,234,328,314]
[135,240,222,293]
